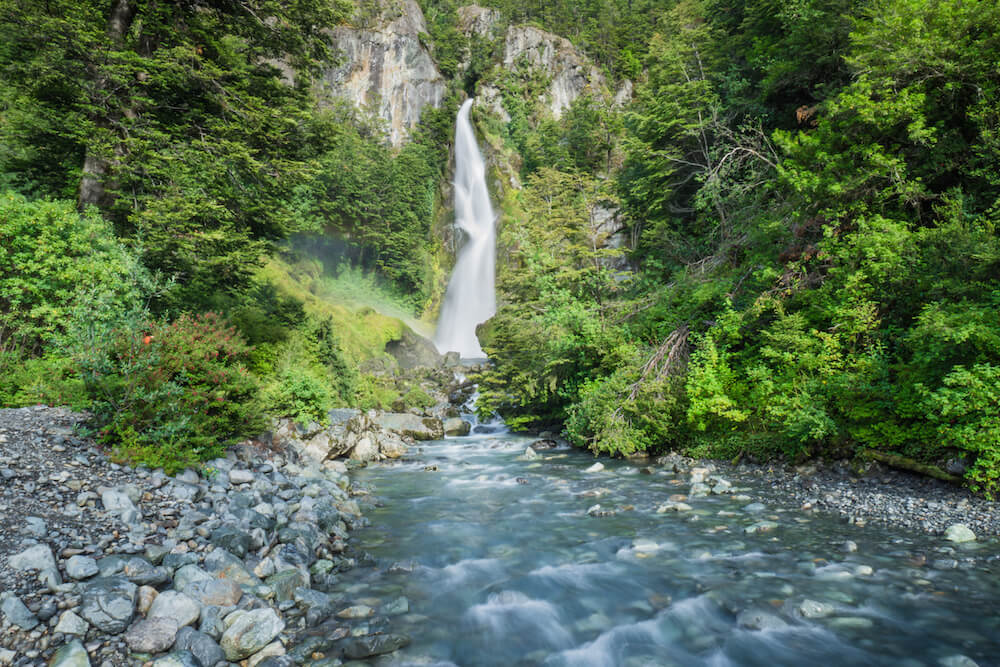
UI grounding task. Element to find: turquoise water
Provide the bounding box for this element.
[328,432,1000,666]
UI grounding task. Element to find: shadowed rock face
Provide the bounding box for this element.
[318,0,445,146]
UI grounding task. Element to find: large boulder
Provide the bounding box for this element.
[373,412,444,440]
[385,327,442,370]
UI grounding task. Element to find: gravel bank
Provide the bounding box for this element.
[0,406,403,667]
[653,452,999,539]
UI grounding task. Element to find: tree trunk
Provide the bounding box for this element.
[77,0,137,210]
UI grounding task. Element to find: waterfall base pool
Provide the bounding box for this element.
[320,433,1000,666]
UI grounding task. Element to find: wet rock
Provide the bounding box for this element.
[383,596,409,616]
[48,640,90,667]
[737,608,789,631]
[656,502,692,513]
[744,521,779,535]
[220,608,285,661]
[125,617,180,653]
[337,604,375,619]
[65,555,100,580]
[522,447,539,461]
[1,595,39,630]
[945,524,976,543]
[584,462,604,473]
[797,599,835,619]
[690,483,711,497]
[444,418,471,437]
[79,576,137,634]
[148,590,201,628]
[342,633,411,659]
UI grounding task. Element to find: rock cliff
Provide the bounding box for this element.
[318,0,445,146]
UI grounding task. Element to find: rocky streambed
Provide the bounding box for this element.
[0,406,424,667]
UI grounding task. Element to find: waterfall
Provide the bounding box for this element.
[434,99,496,359]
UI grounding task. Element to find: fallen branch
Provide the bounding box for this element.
[860,450,963,485]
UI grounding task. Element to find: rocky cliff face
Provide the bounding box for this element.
[501,25,608,119]
[318,0,445,147]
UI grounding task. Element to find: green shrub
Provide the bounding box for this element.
[0,351,87,409]
[923,363,1000,496]
[355,373,400,411]
[0,192,144,353]
[399,385,435,410]
[82,312,263,473]
[261,368,333,427]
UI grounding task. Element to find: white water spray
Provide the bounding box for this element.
[434,99,496,359]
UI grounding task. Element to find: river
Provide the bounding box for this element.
[324,429,1000,666]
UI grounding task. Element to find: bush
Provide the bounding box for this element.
[81,313,263,473]
[261,368,333,427]
[0,191,143,353]
[0,351,87,409]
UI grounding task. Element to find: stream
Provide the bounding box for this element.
[326,429,1000,666]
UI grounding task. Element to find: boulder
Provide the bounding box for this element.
[444,418,471,437]
[79,577,137,634]
[385,326,442,369]
[220,608,285,661]
[147,590,201,628]
[125,617,179,654]
[374,412,444,440]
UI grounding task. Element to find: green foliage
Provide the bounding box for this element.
[261,368,333,428]
[81,313,263,473]
[0,352,87,409]
[399,385,435,410]
[0,0,350,311]
[0,192,144,353]
[355,374,401,411]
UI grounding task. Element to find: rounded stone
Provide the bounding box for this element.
[944,524,976,543]
[148,590,201,628]
[220,608,285,661]
[65,555,100,580]
[125,617,180,654]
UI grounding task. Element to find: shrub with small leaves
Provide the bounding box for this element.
[82,312,263,473]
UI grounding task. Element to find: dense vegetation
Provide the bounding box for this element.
[1,0,997,493]
[458,0,1000,493]
[0,0,453,470]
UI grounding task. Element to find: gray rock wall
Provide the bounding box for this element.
[318,0,445,146]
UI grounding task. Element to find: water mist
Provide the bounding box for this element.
[434,99,496,359]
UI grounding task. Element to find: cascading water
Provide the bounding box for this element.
[434,99,496,359]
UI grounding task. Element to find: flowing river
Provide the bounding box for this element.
[324,429,1000,666]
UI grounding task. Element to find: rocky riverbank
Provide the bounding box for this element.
[649,451,1000,540]
[0,406,414,667]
